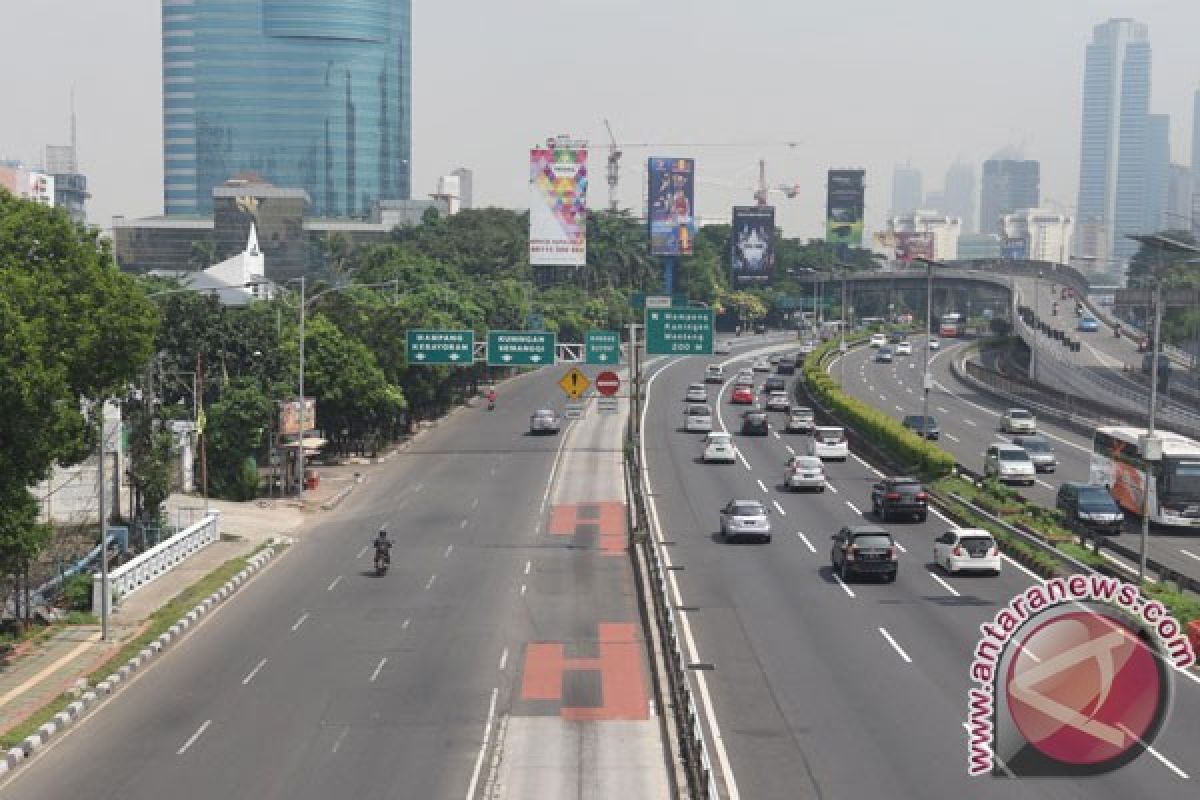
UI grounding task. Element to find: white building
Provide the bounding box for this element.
[886,210,962,260]
[1001,208,1074,263]
[33,400,123,526]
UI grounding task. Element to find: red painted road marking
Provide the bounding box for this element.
[520,623,649,720]
[547,502,627,555]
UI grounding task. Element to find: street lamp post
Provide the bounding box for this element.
[922,258,933,429]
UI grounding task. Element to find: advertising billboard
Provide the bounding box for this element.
[648,158,696,256]
[279,398,317,437]
[731,206,775,287]
[826,169,865,245]
[893,231,934,263]
[529,142,587,266]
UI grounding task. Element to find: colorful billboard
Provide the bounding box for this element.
[529,142,587,266]
[826,169,865,245]
[731,206,775,287]
[648,158,696,256]
[279,398,317,437]
[892,231,934,263]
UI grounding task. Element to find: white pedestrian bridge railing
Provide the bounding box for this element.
[93,512,220,611]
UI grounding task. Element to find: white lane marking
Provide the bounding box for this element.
[833,574,856,598]
[538,415,575,517]
[773,430,781,440]
[1117,723,1190,779]
[460,519,468,529]
[797,532,817,553]
[785,445,796,455]
[772,500,787,516]
[929,506,954,525]
[756,479,769,493]
[327,575,343,592]
[176,720,212,755]
[895,405,905,412]
[520,584,527,596]
[737,450,753,471]
[1002,553,1041,581]
[933,377,1090,453]
[524,560,532,575]
[845,500,862,515]
[893,541,907,553]
[444,544,454,558]
[851,454,885,478]
[290,612,309,632]
[331,726,349,753]
[1035,479,1055,490]
[938,406,949,413]
[464,687,500,800]
[471,498,480,510]
[825,482,838,494]
[414,483,425,493]
[498,648,509,671]
[868,385,875,391]
[945,433,961,443]
[879,394,887,402]
[879,627,914,664]
[425,574,437,591]
[1181,549,1200,563]
[401,618,410,630]
[370,657,388,683]
[929,572,961,597]
[241,658,268,686]
[356,546,368,559]
[641,359,742,800]
[964,419,977,427]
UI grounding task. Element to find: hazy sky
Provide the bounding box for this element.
[3,1,1199,239]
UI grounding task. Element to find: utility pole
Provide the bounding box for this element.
[921,258,933,431]
[297,275,307,496]
[1140,279,1164,582]
[97,404,109,641]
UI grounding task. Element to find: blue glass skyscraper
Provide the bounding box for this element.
[162,0,411,217]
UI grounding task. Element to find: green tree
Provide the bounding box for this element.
[189,239,216,269]
[205,378,273,500]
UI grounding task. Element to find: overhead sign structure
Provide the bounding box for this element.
[486,330,556,366]
[645,308,714,355]
[585,330,621,364]
[558,367,591,400]
[595,371,620,397]
[407,329,474,366]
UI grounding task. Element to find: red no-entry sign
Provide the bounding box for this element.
[595,371,620,397]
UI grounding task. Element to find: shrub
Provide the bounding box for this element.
[62,574,92,611]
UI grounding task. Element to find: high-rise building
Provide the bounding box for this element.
[1192,88,1200,183]
[1167,164,1193,232]
[979,159,1039,235]
[1075,18,1151,261]
[890,165,922,216]
[943,162,976,234]
[886,210,962,261]
[1144,114,1170,232]
[1001,209,1075,263]
[452,167,473,210]
[162,0,412,218]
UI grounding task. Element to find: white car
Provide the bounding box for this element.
[720,499,772,543]
[714,340,733,354]
[529,409,562,435]
[786,406,815,433]
[765,391,790,411]
[984,443,1036,485]
[702,432,737,464]
[685,383,708,403]
[1000,408,1037,434]
[810,426,849,461]
[927,336,940,351]
[895,341,913,356]
[798,340,816,355]
[784,455,826,492]
[736,369,755,386]
[869,333,887,348]
[704,364,725,384]
[752,358,771,372]
[684,403,713,433]
[933,528,1002,575]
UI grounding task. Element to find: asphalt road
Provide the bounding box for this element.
[1,367,662,800]
[837,337,1200,582]
[641,339,1200,799]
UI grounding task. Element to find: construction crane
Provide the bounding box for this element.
[695,159,801,206]
[600,123,801,211]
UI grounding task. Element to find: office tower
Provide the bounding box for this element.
[1167,165,1192,232]
[890,165,922,216]
[1192,88,1200,182]
[1144,114,1170,231]
[943,161,976,233]
[162,0,412,217]
[980,159,1040,235]
[1075,18,1151,261]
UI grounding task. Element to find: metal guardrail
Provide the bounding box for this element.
[93,512,220,610]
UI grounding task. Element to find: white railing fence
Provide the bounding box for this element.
[93,512,220,611]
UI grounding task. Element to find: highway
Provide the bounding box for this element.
[837,336,1200,582]
[641,338,1200,799]
[1,368,667,799]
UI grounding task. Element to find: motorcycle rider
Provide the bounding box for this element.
[373,528,392,570]
[486,388,497,410]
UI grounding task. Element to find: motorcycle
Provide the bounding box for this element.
[375,550,389,576]
[1114,325,1121,339]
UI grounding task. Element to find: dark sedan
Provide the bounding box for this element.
[740,409,770,436]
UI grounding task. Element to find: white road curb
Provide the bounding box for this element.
[0,539,287,780]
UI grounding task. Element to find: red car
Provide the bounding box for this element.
[731,384,755,404]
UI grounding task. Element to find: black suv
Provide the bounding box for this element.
[902,415,940,440]
[776,356,796,375]
[764,375,787,393]
[741,409,770,435]
[870,477,929,522]
[888,331,907,344]
[1056,482,1125,536]
[831,525,898,582]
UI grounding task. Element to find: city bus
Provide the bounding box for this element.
[1090,426,1200,527]
[939,312,966,337]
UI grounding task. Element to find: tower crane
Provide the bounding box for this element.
[603,119,622,213]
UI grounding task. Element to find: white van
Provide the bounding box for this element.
[810,426,849,461]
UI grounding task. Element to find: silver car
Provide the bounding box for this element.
[685,383,708,403]
[1010,435,1057,472]
[529,409,562,435]
[784,456,826,492]
[1000,408,1036,434]
[683,403,713,433]
[720,499,772,543]
[786,406,815,433]
[765,391,790,411]
[984,443,1035,485]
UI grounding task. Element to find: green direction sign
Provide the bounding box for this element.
[585,330,621,365]
[645,308,713,355]
[406,329,474,366]
[487,330,556,366]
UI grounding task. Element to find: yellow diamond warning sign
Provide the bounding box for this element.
[558,367,590,400]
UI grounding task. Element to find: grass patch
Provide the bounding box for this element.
[1059,542,1110,570]
[65,611,98,626]
[1142,582,1200,626]
[0,541,280,749]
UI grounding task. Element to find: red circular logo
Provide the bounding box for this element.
[1005,610,1162,767]
[595,371,620,396]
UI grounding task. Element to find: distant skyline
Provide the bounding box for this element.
[2,1,1199,240]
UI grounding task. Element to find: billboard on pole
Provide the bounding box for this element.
[648,158,696,256]
[529,140,587,266]
[826,169,865,245]
[731,206,775,287]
